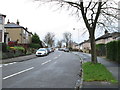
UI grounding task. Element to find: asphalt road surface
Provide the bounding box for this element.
[2,50,81,88]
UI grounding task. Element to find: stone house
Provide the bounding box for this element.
[0,13,9,44]
[79,30,120,53]
[4,20,33,46]
[79,40,90,53]
[96,30,120,44]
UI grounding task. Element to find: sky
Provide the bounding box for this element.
[0,0,119,44]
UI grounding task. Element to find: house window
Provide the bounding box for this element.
[0,30,2,42]
[0,16,3,24]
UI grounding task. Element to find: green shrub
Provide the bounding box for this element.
[117,40,120,63]
[106,40,120,63]
[13,46,25,51]
[29,43,41,49]
[96,44,106,56]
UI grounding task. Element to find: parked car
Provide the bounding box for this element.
[48,48,52,53]
[36,48,48,56]
[58,48,64,51]
[64,48,70,52]
[46,48,51,54]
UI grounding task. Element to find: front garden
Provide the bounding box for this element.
[1,42,35,59]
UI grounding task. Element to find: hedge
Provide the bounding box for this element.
[106,40,120,63]
[96,44,106,56]
[29,43,41,49]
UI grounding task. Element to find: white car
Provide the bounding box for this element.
[36,48,48,56]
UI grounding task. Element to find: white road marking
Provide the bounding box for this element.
[4,64,9,66]
[3,62,17,66]
[8,63,14,65]
[54,57,58,59]
[12,62,17,64]
[0,65,2,68]
[41,60,51,65]
[3,67,34,80]
[58,54,61,57]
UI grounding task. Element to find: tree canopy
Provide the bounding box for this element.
[34,0,119,63]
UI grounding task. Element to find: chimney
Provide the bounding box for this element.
[16,19,19,25]
[7,19,10,24]
[105,30,108,34]
[26,27,28,30]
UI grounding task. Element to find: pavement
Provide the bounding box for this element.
[1,54,37,63]
[73,52,120,90]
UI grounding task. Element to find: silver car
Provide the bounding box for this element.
[36,48,48,56]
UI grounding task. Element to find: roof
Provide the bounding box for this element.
[0,13,6,17]
[79,32,120,45]
[5,23,33,35]
[96,32,120,41]
[79,39,90,45]
[4,23,24,28]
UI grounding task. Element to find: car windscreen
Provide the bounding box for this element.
[38,49,46,51]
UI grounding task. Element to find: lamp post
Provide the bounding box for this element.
[73,28,80,51]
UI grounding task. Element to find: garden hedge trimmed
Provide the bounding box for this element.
[96,44,106,56]
[106,40,120,63]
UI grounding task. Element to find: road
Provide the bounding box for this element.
[2,50,81,88]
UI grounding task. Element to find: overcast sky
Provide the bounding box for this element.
[0,0,119,44]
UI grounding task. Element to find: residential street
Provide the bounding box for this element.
[2,50,81,88]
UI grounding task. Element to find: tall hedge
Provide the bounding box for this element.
[106,40,120,63]
[117,40,120,63]
[96,44,106,56]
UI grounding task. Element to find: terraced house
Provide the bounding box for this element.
[4,20,33,46]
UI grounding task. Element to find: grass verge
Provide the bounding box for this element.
[82,62,118,83]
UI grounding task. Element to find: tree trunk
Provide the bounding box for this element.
[89,30,98,64]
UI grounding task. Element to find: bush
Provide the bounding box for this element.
[117,40,120,63]
[96,44,106,56]
[106,40,120,63]
[29,43,41,49]
[14,46,25,51]
[1,43,7,52]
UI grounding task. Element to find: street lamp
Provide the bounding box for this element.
[73,28,80,51]
[73,28,80,44]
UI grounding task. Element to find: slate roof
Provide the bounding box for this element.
[0,13,6,17]
[4,23,24,28]
[79,40,90,45]
[79,32,120,45]
[4,23,33,35]
[96,32,120,41]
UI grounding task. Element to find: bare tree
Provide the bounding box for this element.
[63,32,72,48]
[43,32,55,47]
[34,0,119,63]
[57,40,63,48]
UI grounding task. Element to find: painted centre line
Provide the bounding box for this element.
[54,57,58,59]
[3,67,34,80]
[41,60,51,65]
